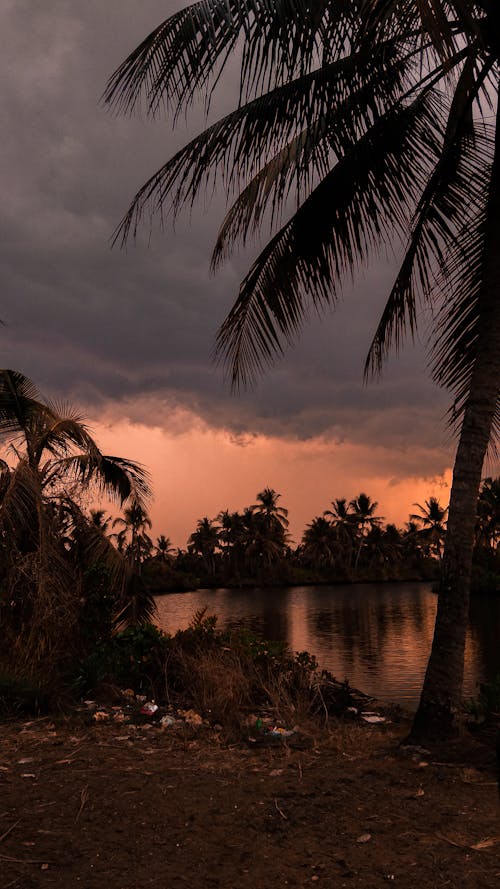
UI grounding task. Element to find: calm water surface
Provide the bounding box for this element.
[155,582,500,709]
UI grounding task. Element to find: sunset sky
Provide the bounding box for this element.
[2,1,497,547]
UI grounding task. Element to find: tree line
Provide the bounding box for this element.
[105,485,499,594]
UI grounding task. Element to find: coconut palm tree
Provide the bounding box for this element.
[112,502,153,570]
[252,488,289,529]
[187,516,220,575]
[302,516,338,571]
[154,534,176,562]
[0,369,153,666]
[411,496,448,560]
[106,2,500,739]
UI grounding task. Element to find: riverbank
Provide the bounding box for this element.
[1,713,499,888]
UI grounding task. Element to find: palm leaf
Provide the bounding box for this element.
[104,0,349,116]
[215,87,446,387]
[113,36,418,246]
[51,453,152,508]
[365,55,495,377]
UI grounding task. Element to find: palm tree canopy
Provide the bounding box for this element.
[105,1,499,440]
[0,369,151,508]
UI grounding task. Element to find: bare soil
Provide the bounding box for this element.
[1,713,500,889]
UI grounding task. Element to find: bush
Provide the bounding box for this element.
[74,610,356,738]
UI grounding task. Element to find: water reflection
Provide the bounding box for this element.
[154,582,500,710]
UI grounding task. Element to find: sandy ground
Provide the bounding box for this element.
[1,713,500,889]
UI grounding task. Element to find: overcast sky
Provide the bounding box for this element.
[3,0,492,545]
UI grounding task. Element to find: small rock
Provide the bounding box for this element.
[356,833,372,844]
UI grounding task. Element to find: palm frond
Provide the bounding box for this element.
[0,369,46,441]
[52,453,152,508]
[360,0,483,56]
[365,56,495,377]
[104,0,351,117]
[215,87,446,387]
[113,36,419,246]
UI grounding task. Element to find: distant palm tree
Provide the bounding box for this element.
[411,497,448,560]
[252,488,289,530]
[154,534,175,562]
[349,493,384,569]
[302,516,338,570]
[112,503,153,570]
[188,517,220,575]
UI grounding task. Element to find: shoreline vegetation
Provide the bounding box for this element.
[140,485,499,597]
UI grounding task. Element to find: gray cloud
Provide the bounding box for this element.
[0,0,459,480]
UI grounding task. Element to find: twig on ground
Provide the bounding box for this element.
[274,798,287,820]
[75,785,89,823]
[0,820,20,844]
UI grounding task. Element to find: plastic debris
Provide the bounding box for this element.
[361,714,386,724]
[160,715,176,727]
[268,727,294,738]
[93,711,109,721]
[140,702,159,716]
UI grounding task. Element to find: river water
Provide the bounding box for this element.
[154,582,500,710]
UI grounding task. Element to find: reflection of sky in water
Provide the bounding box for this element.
[155,583,500,710]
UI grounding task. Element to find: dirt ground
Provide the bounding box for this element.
[1,711,500,889]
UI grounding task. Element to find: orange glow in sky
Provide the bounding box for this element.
[93,408,453,548]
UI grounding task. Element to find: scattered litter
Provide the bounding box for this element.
[347,707,358,714]
[268,727,294,738]
[21,773,36,779]
[160,715,176,728]
[179,709,203,726]
[418,761,429,769]
[356,833,372,844]
[41,863,49,871]
[361,714,386,724]
[136,695,147,704]
[93,711,109,722]
[140,702,159,716]
[18,758,34,764]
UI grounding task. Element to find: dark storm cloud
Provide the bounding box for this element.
[0,0,453,477]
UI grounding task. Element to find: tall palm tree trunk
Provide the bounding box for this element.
[410,99,500,743]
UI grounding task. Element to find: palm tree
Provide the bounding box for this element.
[187,517,220,575]
[112,502,153,570]
[348,493,384,569]
[106,3,500,740]
[411,496,448,560]
[252,487,289,532]
[0,369,153,665]
[154,534,175,562]
[302,516,338,571]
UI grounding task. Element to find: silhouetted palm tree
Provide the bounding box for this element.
[411,496,448,560]
[302,516,338,570]
[0,369,153,664]
[106,2,500,739]
[154,534,175,562]
[188,517,220,575]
